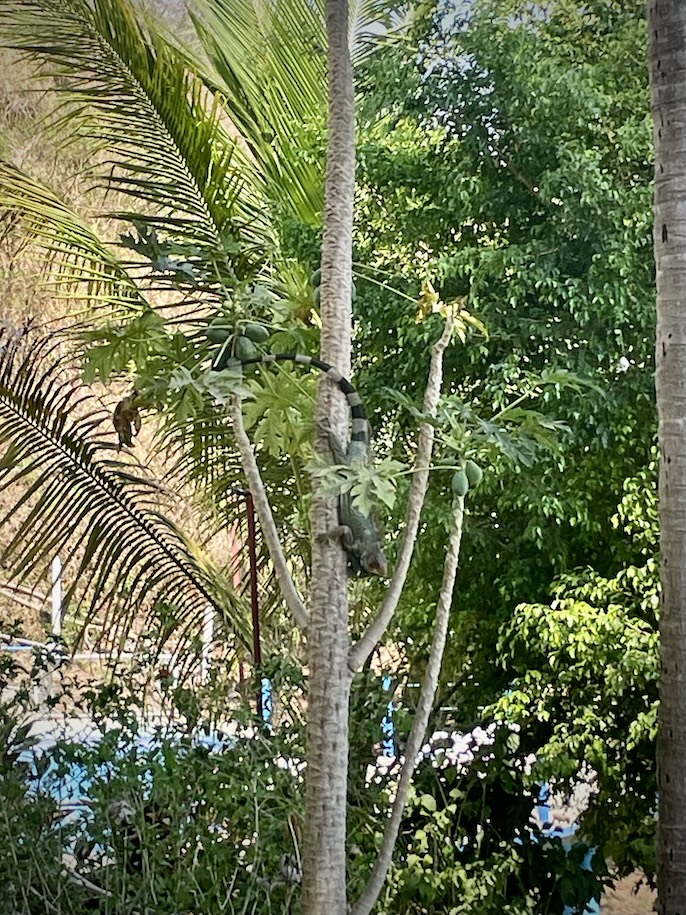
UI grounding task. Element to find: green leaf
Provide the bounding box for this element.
[420,793,437,813]
[0,333,251,656]
[189,0,327,225]
[0,160,144,318]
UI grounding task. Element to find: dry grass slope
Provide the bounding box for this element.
[0,47,240,655]
[601,872,656,914]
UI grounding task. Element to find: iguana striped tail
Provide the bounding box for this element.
[240,353,369,452]
[239,352,387,578]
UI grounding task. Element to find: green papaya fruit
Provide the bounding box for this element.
[243,322,270,343]
[451,470,469,498]
[205,318,232,344]
[212,336,234,370]
[310,268,322,287]
[235,335,258,360]
[465,460,483,487]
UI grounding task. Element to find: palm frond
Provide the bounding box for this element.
[189,0,405,224]
[157,405,312,608]
[1,0,271,285]
[159,409,243,494]
[189,0,327,226]
[349,0,410,64]
[0,331,253,658]
[0,160,146,321]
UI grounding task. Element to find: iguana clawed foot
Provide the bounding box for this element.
[318,523,388,578]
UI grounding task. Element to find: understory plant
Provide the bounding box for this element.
[1,636,618,915]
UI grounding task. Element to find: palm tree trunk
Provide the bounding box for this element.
[301,1,355,913]
[649,1,686,911]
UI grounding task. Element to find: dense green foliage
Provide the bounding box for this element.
[354,0,653,636]
[0,638,307,914]
[0,642,82,914]
[347,0,657,885]
[0,0,659,907]
[1,639,611,915]
[494,457,659,878]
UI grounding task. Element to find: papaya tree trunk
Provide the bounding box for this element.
[648,1,686,911]
[301,0,355,913]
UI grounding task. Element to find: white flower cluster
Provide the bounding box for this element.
[364,722,520,787]
[418,724,498,772]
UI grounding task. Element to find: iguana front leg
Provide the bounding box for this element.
[315,421,388,578]
[338,495,388,577]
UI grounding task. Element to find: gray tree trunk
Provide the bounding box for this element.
[301,0,355,913]
[649,2,686,911]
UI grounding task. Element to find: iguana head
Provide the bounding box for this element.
[360,545,388,578]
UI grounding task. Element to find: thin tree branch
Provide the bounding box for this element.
[228,395,309,630]
[0,582,47,614]
[348,315,454,671]
[350,492,465,915]
[62,867,111,898]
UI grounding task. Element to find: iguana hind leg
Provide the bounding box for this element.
[317,523,353,548]
[317,523,367,576]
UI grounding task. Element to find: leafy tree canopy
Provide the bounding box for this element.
[346,0,654,695]
[344,0,658,883]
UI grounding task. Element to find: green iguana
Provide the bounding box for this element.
[239,353,388,578]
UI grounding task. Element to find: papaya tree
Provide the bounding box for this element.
[0,0,476,911]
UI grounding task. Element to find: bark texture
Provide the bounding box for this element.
[351,490,465,915]
[301,0,355,912]
[228,396,308,629]
[649,2,686,911]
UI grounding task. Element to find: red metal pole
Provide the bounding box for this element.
[244,490,262,717]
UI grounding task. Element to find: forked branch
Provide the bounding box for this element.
[349,315,454,671]
[350,492,466,915]
[229,395,309,630]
